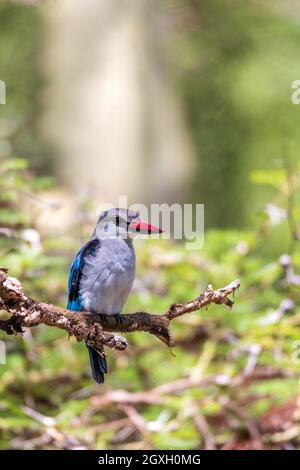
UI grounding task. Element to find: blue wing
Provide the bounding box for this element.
[67,238,100,311]
[67,237,107,384]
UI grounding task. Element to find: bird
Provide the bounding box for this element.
[67,208,163,384]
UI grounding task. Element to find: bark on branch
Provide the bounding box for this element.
[0,269,240,351]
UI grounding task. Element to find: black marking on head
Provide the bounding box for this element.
[126,210,139,222]
[98,208,139,232]
[98,210,108,222]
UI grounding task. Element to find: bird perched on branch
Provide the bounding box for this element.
[67,208,163,384]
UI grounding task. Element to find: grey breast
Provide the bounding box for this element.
[79,238,136,315]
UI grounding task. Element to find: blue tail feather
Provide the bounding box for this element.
[86,343,107,384]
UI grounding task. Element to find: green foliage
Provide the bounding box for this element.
[0,2,46,170]
[0,156,300,450]
[165,0,300,227]
[250,169,286,189]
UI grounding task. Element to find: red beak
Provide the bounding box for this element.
[129,220,163,234]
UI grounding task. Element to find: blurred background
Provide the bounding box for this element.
[1,0,300,450]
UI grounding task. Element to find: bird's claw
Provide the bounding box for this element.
[99,313,109,325]
[113,313,123,326]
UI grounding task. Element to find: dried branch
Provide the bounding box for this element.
[0,269,240,351]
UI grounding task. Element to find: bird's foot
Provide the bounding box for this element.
[113,313,123,326]
[98,313,109,325]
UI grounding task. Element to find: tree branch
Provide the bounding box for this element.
[0,269,240,351]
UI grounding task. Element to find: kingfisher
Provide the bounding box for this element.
[67,208,162,384]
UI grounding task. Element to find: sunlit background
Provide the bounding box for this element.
[1,0,300,450]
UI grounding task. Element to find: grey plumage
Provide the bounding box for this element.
[79,237,136,315]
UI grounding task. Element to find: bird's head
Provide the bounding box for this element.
[94,208,163,240]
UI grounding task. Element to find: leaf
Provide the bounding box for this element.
[0,158,28,172]
[250,169,285,189]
